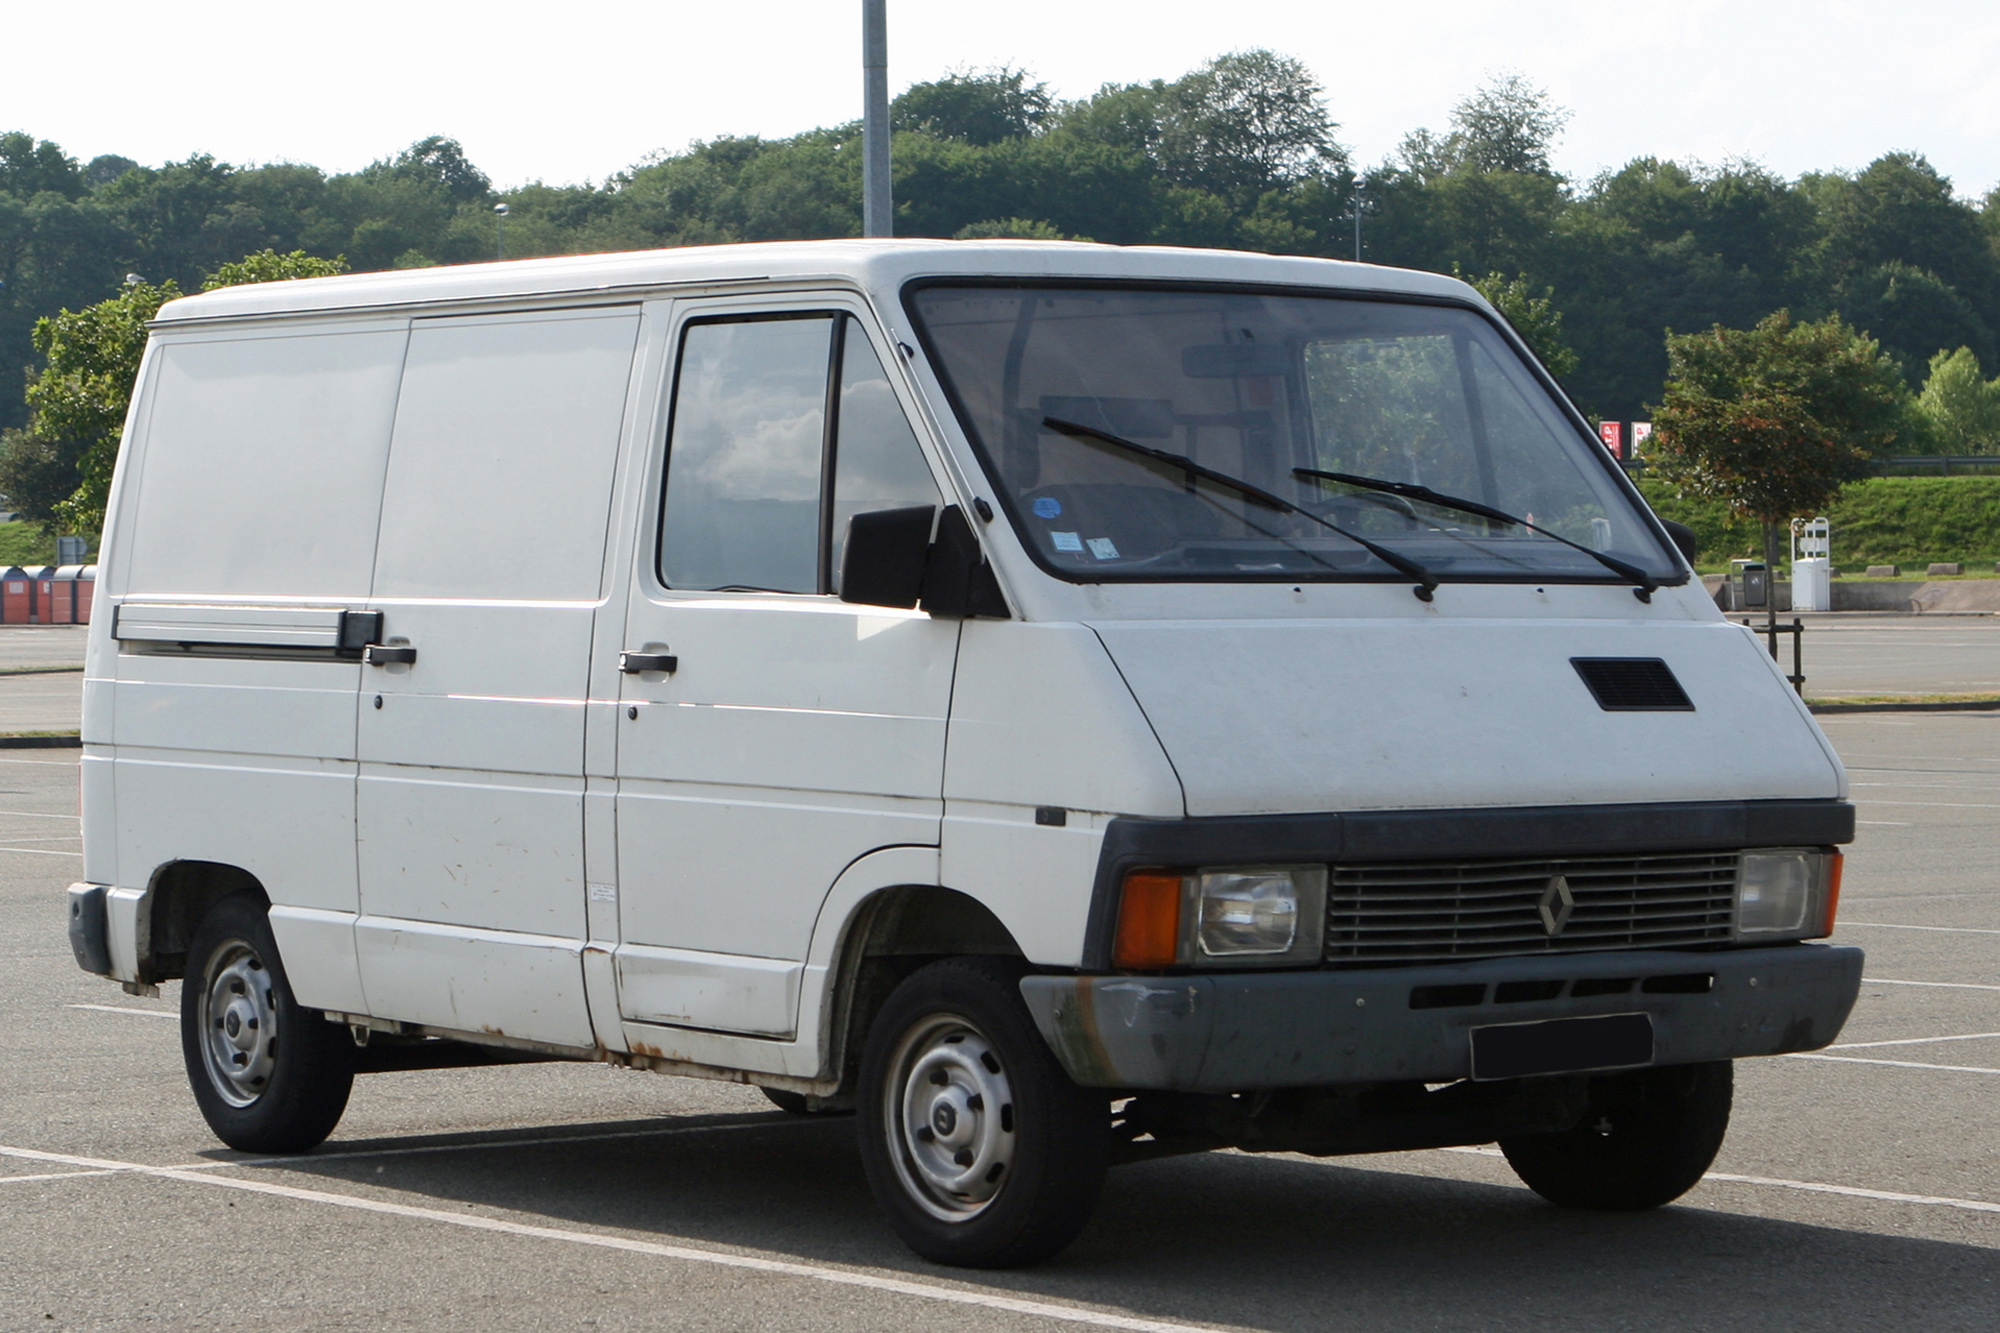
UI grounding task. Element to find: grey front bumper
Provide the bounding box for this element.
[1020,944,1863,1091]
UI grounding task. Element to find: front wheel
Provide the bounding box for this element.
[1499,1060,1732,1210]
[181,892,354,1153]
[857,957,1108,1268]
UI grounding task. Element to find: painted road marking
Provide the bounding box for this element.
[1864,977,2000,992]
[67,1004,174,1019]
[1829,1032,2000,1051]
[1843,922,2000,936]
[1787,1053,2000,1075]
[0,1143,1220,1333]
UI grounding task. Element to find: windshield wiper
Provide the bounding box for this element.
[1293,467,1662,603]
[1042,416,1442,600]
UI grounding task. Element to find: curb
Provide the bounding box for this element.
[1808,700,2000,715]
[0,734,81,748]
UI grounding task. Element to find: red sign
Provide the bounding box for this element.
[1598,421,1624,458]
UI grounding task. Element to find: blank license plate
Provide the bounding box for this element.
[1470,1013,1654,1081]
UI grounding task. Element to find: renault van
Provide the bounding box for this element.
[67,240,1859,1267]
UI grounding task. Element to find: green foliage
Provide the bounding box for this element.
[0,519,59,566]
[1396,74,1570,180]
[0,249,348,536]
[953,218,1080,241]
[894,69,1052,145]
[1457,268,1579,378]
[202,248,348,290]
[1915,347,2000,453]
[1647,312,1913,523]
[1640,475,2000,570]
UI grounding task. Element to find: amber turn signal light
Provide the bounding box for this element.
[1113,870,1183,969]
[1822,850,1844,936]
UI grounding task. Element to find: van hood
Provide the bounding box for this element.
[1089,617,1844,818]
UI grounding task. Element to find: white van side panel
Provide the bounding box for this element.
[105,323,406,1001]
[119,326,407,598]
[939,621,1184,967]
[354,308,639,1046]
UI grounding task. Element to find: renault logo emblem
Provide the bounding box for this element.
[1538,875,1575,936]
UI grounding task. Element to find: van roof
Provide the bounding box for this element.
[153,239,1479,325]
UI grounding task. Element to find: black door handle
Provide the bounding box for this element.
[363,644,417,666]
[619,650,677,674]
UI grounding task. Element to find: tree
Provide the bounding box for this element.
[1916,347,2000,453]
[1397,74,1569,180]
[1457,267,1579,379]
[893,69,1052,145]
[1648,311,1911,589]
[0,275,178,529]
[0,250,347,536]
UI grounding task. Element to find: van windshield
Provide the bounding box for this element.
[905,283,1678,585]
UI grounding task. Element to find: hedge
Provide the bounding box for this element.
[1637,476,2000,572]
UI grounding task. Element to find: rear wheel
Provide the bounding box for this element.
[1499,1060,1732,1210]
[857,957,1108,1268]
[181,892,354,1153]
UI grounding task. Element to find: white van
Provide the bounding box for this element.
[67,240,1859,1267]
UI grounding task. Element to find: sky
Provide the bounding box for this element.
[8,1,2000,197]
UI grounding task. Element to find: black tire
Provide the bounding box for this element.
[180,891,354,1153]
[857,956,1109,1268]
[1499,1060,1732,1210]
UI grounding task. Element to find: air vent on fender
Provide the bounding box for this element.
[1571,657,1694,711]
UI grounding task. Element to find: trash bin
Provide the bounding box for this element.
[1732,560,1769,609]
[1792,557,1831,612]
[51,565,83,625]
[0,567,27,624]
[22,566,54,623]
[74,565,97,624]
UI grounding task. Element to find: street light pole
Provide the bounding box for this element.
[494,202,510,261]
[862,0,891,237]
[1349,180,1366,263]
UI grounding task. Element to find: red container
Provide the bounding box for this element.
[0,568,27,624]
[74,565,97,624]
[20,567,54,623]
[50,566,83,625]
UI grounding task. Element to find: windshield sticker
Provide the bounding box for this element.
[1087,537,1120,560]
[1051,531,1084,552]
[1032,496,1063,518]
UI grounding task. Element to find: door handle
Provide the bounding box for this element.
[363,644,417,666]
[619,650,677,674]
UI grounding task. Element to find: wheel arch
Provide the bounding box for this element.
[807,853,1026,1103]
[140,860,267,983]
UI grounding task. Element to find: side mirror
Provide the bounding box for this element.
[1660,519,1699,568]
[839,505,935,609]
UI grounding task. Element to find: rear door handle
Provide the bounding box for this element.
[363,644,417,666]
[619,650,677,674]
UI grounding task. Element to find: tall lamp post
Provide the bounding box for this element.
[494,201,510,261]
[862,0,891,237]
[1347,180,1368,263]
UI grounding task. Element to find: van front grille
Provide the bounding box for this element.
[1323,851,1738,966]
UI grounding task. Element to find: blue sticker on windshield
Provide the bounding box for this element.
[1033,496,1063,519]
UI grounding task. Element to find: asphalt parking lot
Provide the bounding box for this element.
[0,709,1996,1329]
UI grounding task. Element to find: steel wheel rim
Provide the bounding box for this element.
[883,1012,1017,1222]
[198,938,278,1108]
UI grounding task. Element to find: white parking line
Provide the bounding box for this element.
[1439,1146,2000,1216]
[1830,1032,2000,1051]
[1842,922,2000,935]
[1787,1053,2000,1075]
[1864,977,2000,993]
[0,847,81,856]
[0,809,78,819]
[0,1143,1218,1333]
[67,1004,174,1019]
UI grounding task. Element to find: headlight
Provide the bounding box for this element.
[1735,849,1841,941]
[1112,865,1326,969]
